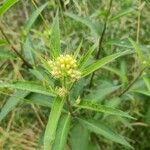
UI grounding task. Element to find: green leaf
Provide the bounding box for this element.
[44,97,65,150]
[65,12,101,37]
[143,77,150,91]
[24,2,48,35]
[50,10,61,58]
[0,39,7,46]
[0,0,19,16]
[23,37,35,65]
[109,8,135,22]
[85,84,121,102]
[52,113,71,150]
[26,93,53,108]
[129,38,144,63]
[70,123,89,150]
[0,90,30,122]
[74,100,134,119]
[130,89,150,97]
[79,44,96,69]
[0,81,55,97]
[81,50,132,77]
[0,50,16,59]
[78,118,133,148]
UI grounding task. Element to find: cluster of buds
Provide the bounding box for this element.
[56,86,68,97]
[48,54,81,81]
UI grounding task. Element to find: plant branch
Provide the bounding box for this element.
[0,26,33,69]
[88,0,113,88]
[118,67,147,97]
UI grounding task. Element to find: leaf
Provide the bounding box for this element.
[23,37,35,65]
[74,100,134,119]
[81,50,132,77]
[70,123,89,150]
[0,81,55,97]
[85,83,121,102]
[78,118,133,148]
[26,93,53,108]
[109,8,135,22]
[0,90,30,122]
[44,97,65,150]
[129,38,144,63]
[65,12,101,37]
[0,50,16,59]
[52,113,71,150]
[0,0,19,16]
[143,77,150,91]
[74,40,83,59]
[24,2,48,35]
[79,44,96,69]
[0,39,7,46]
[130,89,150,97]
[50,10,61,58]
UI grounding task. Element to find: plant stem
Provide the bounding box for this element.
[0,26,33,69]
[88,0,113,88]
[66,95,75,117]
[118,67,147,97]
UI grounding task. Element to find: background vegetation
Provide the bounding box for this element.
[0,0,150,150]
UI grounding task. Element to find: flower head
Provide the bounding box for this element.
[48,54,81,81]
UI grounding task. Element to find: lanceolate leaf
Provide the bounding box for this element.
[0,81,55,97]
[44,97,65,150]
[70,123,89,150]
[74,100,134,119]
[78,118,133,148]
[24,2,48,35]
[0,90,30,122]
[52,113,71,150]
[79,44,96,69]
[50,10,61,58]
[81,50,132,77]
[0,0,19,16]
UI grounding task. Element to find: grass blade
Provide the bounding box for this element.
[0,0,19,16]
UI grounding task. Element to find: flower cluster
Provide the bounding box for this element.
[56,87,68,97]
[48,54,81,81]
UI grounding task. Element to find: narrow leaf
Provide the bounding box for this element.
[78,118,133,148]
[0,90,30,121]
[0,0,19,16]
[74,100,134,119]
[52,113,71,150]
[65,12,100,36]
[0,81,55,97]
[44,97,65,150]
[70,123,89,150]
[81,50,132,77]
[79,44,96,69]
[129,38,144,62]
[109,8,135,22]
[50,10,61,58]
[24,2,48,35]
[0,50,16,59]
